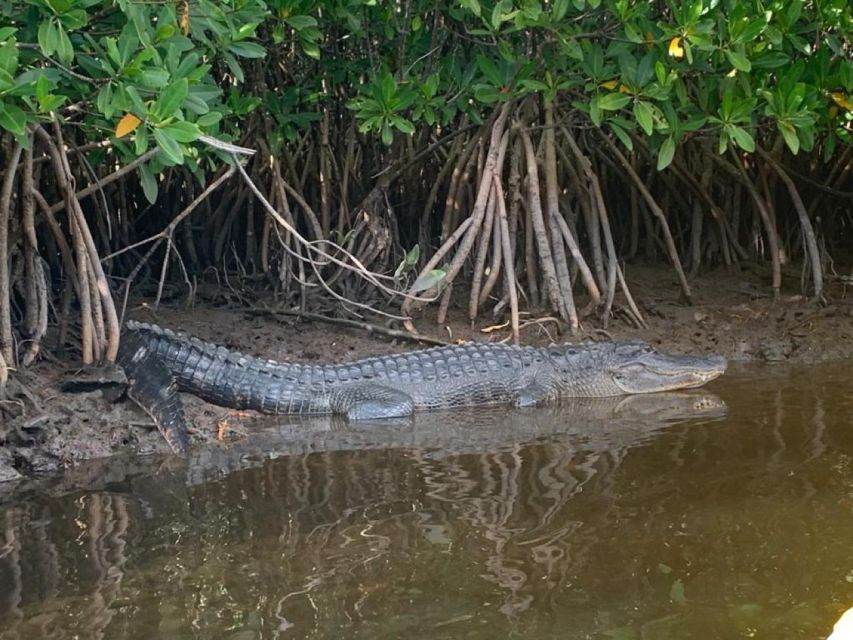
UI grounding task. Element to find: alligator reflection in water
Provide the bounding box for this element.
[1,365,852,639]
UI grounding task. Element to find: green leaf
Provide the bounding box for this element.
[300,37,320,59]
[491,2,503,30]
[105,37,121,67]
[461,0,481,16]
[228,42,266,59]
[752,52,790,69]
[39,94,66,111]
[624,23,643,43]
[222,52,244,83]
[140,68,170,89]
[390,116,415,134]
[718,129,729,154]
[184,94,210,115]
[162,120,200,143]
[123,84,147,114]
[36,74,50,102]
[285,15,317,30]
[134,128,148,155]
[153,127,183,164]
[589,96,602,126]
[0,39,18,76]
[609,122,633,150]
[411,268,447,293]
[552,0,569,21]
[797,123,814,152]
[560,37,583,61]
[175,53,202,79]
[476,55,504,88]
[0,100,27,135]
[138,163,158,204]
[729,125,755,152]
[655,61,667,86]
[236,23,258,40]
[634,100,654,135]
[0,69,13,91]
[473,84,500,104]
[657,136,675,170]
[196,111,222,127]
[380,72,396,105]
[117,29,138,66]
[153,78,188,119]
[725,50,751,73]
[55,22,73,64]
[598,92,631,111]
[520,79,549,92]
[394,244,421,279]
[732,16,767,44]
[0,27,17,41]
[60,9,87,30]
[380,123,393,145]
[45,0,72,14]
[38,20,59,57]
[778,122,799,154]
[155,24,176,43]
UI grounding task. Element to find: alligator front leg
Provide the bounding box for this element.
[330,385,415,420]
[512,381,556,408]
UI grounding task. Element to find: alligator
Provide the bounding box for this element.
[116,321,727,456]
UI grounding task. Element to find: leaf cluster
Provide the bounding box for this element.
[1,0,850,182]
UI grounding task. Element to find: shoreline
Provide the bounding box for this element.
[2,265,852,484]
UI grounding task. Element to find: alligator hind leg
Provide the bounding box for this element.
[330,385,415,420]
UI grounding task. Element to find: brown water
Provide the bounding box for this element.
[1,364,852,639]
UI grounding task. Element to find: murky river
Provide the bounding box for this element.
[1,364,851,639]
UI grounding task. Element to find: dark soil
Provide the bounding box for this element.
[2,264,852,483]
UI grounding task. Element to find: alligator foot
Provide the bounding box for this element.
[512,382,554,408]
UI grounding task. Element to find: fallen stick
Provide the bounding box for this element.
[246,308,452,347]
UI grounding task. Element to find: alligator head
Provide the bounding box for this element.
[551,341,727,396]
[607,341,727,394]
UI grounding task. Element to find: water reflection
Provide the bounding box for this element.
[1,365,852,639]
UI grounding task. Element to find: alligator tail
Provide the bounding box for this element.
[123,320,305,412]
[117,328,190,456]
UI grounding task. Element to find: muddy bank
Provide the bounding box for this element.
[2,265,852,482]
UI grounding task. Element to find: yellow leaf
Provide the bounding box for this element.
[668,36,684,58]
[481,321,510,333]
[600,80,632,94]
[830,92,853,111]
[115,113,142,138]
